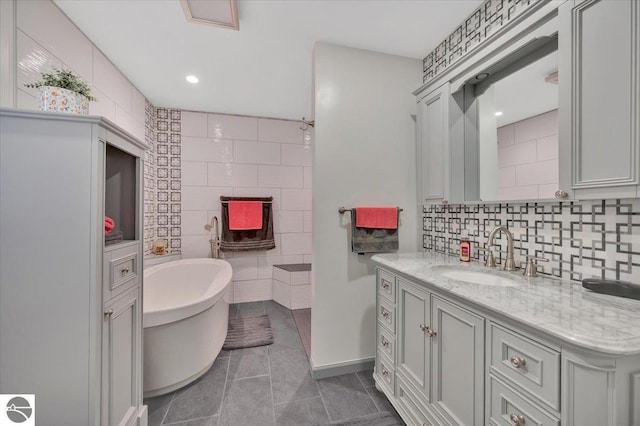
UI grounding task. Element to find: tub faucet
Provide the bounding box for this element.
[485,225,517,271]
[205,216,221,259]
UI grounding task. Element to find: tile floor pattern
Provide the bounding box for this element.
[145,301,404,426]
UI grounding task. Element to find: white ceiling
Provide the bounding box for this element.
[494,50,559,127]
[54,0,482,120]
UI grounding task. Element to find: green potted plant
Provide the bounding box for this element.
[25,68,95,115]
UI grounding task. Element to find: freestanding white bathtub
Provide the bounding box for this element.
[142,258,232,398]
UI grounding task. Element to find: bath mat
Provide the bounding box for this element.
[222,314,274,350]
[326,412,404,426]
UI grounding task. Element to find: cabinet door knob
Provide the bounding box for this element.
[121,267,130,275]
[419,324,437,337]
[381,309,390,319]
[510,356,526,369]
[509,413,525,425]
[381,280,390,290]
[104,308,114,317]
[381,337,389,347]
[381,368,389,376]
[554,189,568,199]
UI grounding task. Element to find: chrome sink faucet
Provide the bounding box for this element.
[485,226,517,271]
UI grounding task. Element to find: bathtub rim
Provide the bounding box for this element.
[143,258,232,328]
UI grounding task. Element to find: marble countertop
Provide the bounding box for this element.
[372,252,640,356]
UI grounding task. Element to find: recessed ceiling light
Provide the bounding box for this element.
[186,75,199,84]
[495,111,503,117]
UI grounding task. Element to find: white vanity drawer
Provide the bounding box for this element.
[377,324,395,362]
[104,242,140,301]
[489,323,560,411]
[378,297,396,335]
[377,269,396,303]
[488,374,560,426]
[375,351,396,396]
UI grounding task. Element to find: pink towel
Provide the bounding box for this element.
[228,201,263,230]
[355,207,398,229]
[104,216,115,235]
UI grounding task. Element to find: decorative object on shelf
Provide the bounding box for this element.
[153,240,167,255]
[25,68,95,115]
[104,216,115,234]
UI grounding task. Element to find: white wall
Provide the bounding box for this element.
[2,0,146,141]
[312,43,421,369]
[180,111,312,304]
[497,109,558,200]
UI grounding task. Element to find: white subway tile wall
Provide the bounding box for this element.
[497,110,558,200]
[15,1,146,142]
[180,111,313,303]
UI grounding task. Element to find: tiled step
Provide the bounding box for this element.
[273,263,311,309]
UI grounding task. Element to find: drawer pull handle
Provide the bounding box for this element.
[419,324,437,337]
[381,337,389,348]
[104,308,114,317]
[121,267,130,275]
[381,280,390,290]
[381,368,389,376]
[510,356,526,369]
[509,413,525,425]
[381,309,390,319]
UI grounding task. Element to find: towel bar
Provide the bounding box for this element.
[220,196,273,204]
[338,206,403,214]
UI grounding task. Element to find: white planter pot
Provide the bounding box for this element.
[37,86,89,115]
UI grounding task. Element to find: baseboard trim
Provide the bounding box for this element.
[310,357,375,380]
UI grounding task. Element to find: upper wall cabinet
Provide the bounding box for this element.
[415,0,639,203]
[417,82,452,204]
[559,0,640,199]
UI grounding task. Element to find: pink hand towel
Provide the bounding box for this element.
[355,207,398,229]
[228,201,263,230]
[104,216,115,235]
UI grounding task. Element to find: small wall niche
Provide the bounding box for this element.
[105,144,137,244]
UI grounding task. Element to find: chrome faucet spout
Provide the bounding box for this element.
[485,226,517,271]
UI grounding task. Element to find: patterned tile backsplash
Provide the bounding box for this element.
[143,100,157,256]
[422,0,540,83]
[155,108,182,254]
[423,199,640,283]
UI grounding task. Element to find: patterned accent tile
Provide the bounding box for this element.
[144,100,157,256]
[423,199,640,283]
[423,0,540,83]
[156,107,182,254]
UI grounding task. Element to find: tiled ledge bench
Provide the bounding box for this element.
[272,263,311,309]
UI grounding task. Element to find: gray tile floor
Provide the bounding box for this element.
[145,301,404,426]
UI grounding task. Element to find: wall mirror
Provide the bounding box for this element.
[462,26,560,203]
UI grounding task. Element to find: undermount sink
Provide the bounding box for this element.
[430,265,523,287]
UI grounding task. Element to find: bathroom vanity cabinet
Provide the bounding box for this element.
[372,253,640,426]
[0,109,147,425]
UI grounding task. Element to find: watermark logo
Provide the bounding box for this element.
[0,395,35,426]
